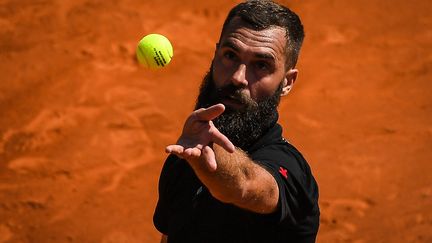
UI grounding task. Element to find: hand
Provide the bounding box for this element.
[165,104,235,171]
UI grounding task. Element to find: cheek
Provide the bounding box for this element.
[250,77,282,100]
[212,58,230,88]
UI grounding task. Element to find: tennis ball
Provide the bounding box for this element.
[136,34,173,69]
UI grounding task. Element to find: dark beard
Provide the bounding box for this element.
[195,67,282,150]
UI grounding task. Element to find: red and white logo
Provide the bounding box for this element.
[279,166,288,179]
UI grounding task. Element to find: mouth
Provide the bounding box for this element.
[221,96,245,109]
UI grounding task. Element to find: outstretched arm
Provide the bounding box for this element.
[166,104,279,214]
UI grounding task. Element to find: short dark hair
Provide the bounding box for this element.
[220,0,305,69]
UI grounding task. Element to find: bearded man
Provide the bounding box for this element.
[153,1,320,242]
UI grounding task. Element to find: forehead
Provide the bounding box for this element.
[220,17,287,62]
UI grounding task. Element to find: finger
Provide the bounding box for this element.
[194,104,225,121]
[184,147,202,158]
[165,145,185,154]
[169,151,185,159]
[165,145,186,159]
[202,146,217,172]
[209,127,235,153]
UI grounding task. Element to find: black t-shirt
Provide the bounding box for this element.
[153,123,319,243]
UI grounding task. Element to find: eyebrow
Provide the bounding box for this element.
[220,40,276,62]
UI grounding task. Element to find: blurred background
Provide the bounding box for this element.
[0,0,431,242]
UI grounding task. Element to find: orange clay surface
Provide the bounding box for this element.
[0,0,431,242]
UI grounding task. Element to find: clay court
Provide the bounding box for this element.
[0,0,431,242]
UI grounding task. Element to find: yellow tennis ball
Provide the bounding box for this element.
[136,34,173,69]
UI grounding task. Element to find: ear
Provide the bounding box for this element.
[281,69,298,96]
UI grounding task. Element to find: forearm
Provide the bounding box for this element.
[187,144,278,213]
[195,144,252,201]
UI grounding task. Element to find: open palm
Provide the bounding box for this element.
[166,104,235,171]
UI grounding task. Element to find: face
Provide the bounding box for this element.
[195,18,298,149]
[212,17,297,109]
[196,68,282,150]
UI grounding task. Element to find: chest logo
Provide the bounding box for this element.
[279,166,288,179]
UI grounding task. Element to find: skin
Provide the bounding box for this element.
[161,235,167,243]
[162,17,299,241]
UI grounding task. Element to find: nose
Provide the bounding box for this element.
[231,64,248,87]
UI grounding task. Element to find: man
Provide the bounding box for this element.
[153,0,319,242]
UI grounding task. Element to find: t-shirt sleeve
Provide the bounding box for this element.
[250,143,319,226]
[153,155,202,235]
[153,154,180,234]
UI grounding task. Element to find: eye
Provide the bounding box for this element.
[223,50,237,61]
[255,61,270,71]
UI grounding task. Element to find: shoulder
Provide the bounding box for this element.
[251,138,312,185]
[249,127,319,226]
